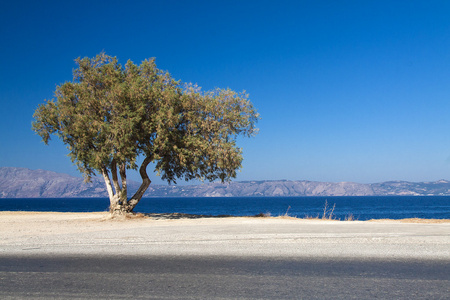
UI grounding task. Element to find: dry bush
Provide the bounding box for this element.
[344,214,356,221]
[321,200,336,220]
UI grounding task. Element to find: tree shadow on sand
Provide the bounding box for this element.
[139,212,234,220]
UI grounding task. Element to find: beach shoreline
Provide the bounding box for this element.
[1,211,449,260]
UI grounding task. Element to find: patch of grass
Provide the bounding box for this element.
[344,213,357,221]
[304,213,320,220]
[276,205,299,219]
[303,200,337,220]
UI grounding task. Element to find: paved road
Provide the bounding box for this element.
[1,255,449,299]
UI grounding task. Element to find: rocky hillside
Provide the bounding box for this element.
[150,180,375,197]
[146,179,450,197]
[1,167,450,198]
[0,167,109,198]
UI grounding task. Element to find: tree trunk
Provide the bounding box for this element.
[102,158,152,216]
[126,157,152,212]
[110,160,122,200]
[102,167,121,215]
[119,163,127,205]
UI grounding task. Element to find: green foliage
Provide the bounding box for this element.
[32,53,259,186]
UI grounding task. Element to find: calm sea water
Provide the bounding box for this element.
[1,196,449,220]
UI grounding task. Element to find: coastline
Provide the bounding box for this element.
[1,211,449,260]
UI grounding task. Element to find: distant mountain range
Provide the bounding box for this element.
[1,167,450,198]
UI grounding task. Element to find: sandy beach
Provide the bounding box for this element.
[1,211,449,260]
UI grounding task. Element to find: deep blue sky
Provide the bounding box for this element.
[1,0,450,184]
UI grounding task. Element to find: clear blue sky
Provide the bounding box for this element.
[1,0,450,184]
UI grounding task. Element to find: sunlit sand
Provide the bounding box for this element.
[1,212,449,260]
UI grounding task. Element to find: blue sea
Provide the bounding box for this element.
[1,196,449,220]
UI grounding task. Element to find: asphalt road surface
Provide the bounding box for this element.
[1,255,449,299]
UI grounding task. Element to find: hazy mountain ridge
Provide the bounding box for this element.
[0,167,109,198]
[1,167,450,198]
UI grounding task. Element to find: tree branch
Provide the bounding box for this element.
[101,167,115,204]
[119,163,127,205]
[110,159,122,200]
[127,156,152,211]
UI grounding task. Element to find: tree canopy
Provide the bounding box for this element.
[32,53,259,214]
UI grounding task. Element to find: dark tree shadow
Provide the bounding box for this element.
[137,212,234,220]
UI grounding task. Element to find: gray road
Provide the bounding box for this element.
[1,255,449,299]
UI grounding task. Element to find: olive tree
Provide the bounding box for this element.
[32,53,259,215]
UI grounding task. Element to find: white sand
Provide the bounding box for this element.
[1,212,449,259]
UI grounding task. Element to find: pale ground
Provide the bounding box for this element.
[1,212,449,259]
